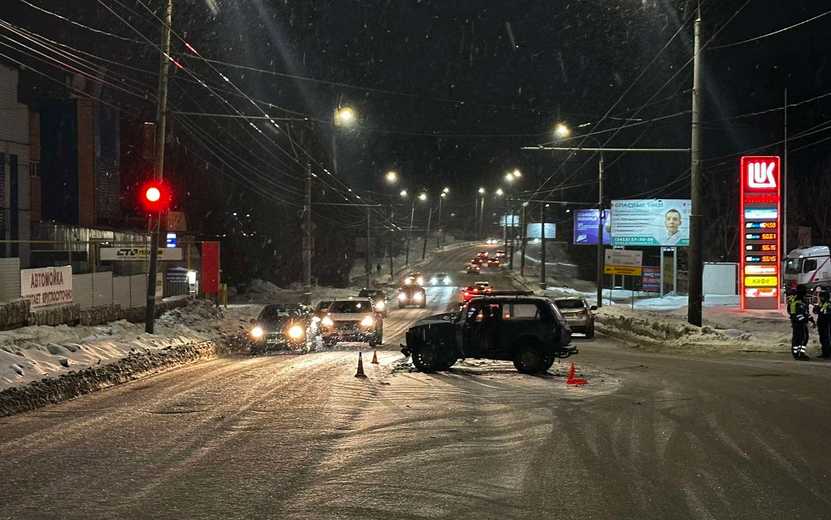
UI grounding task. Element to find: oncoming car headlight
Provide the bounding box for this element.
[398,292,408,301]
[413,291,424,302]
[360,315,375,328]
[287,324,304,339]
[250,325,264,339]
[321,316,334,328]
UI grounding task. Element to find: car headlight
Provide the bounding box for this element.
[404,278,413,285]
[375,300,385,311]
[360,315,375,328]
[321,316,334,328]
[398,292,408,301]
[430,277,438,284]
[250,325,264,339]
[416,276,424,285]
[413,292,424,302]
[287,324,304,339]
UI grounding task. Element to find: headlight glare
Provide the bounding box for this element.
[321,316,334,328]
[398,292,407,301]
[250,326,264,339]
[361,315,375,328]
[287,324,304,339]
[414,292,424,302]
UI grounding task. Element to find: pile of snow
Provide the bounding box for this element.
[596,306,794,354]
[0,300,258,391]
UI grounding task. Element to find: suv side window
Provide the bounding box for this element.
[466,302,501,322]
[804,259,818,273]
[503,303,540,320]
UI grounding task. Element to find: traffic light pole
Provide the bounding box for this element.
[145,0,172,334]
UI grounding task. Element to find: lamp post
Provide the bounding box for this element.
[332,105,357,177]
[478,187,486,240]
[383,171,399,280]
[503,169,521,269]
[404,191,427,267]
[437,188,449,247]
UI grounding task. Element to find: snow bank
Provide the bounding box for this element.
[0,300,254,391]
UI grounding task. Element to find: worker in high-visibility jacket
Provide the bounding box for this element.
[813,289,831,359]
[788,285,814,360]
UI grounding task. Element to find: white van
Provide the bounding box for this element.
[784,246,831,289]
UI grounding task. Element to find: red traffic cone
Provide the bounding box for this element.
[371,351,379,364]
[566,362,588,386]
[355,352,367,378]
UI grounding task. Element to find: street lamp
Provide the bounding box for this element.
[385,170,398,184]
[437,191,448,247]
[404,191,428,266]
[554,122,571,140]
[512,168,522,178]
[418,192,427,202]
[334,106,357,128]
[476,187,487,239]
[442,186,450,195]
[495,188,504,197]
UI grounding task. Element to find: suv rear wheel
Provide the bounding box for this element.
[513,343,546,374]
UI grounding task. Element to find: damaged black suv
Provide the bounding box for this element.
[401,294,576,374]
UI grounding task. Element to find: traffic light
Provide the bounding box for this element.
[139,180,171,213]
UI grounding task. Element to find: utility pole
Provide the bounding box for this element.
[303,162,313,304]
[520,203,527,276]
[540,203,546,288]
[503,196,509,253]
[405,201,415,267]
[365,207,371,289]
[387,204,394,280]
[422,207,433,260]
[596,153,605,308]
[479,196,486,240]
[687,8,703,326]
[783,88,789,260]
[473,192,478,240]
[437,195,443,248]
[144,0,172,334]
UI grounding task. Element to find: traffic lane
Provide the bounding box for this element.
[0,351,383,519]
[535,338,831,519]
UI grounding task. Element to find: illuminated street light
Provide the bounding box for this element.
[440,192,447,198]
[385,170,398,184]
[442,186,450,194]
[334,106,357,127]
[400,189,408,198]
[418,192,428,202]
[495,188,504,197]
[478,187,486,195]
[554,122,571,139]
[512,168,521,178]
[504,173,515,183]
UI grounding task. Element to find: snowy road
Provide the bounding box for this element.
[2,243,831,519]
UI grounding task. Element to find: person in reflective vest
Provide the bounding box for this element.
[813,289,831,358]
[788,285,813,360]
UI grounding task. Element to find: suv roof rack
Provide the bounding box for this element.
[472,290,535,297]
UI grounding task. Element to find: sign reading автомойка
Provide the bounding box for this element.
[21,265,73,309]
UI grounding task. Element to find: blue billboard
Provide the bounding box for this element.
[573,209,612,245]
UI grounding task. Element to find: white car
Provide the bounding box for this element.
[320,299,383,347]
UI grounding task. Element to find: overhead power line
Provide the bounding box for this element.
[709,7,831,50]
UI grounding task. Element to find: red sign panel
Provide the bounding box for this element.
[201,241,221,296]
[739,156,781,311]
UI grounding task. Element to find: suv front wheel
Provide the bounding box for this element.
[513,342,547,374]
[412,343,440,372]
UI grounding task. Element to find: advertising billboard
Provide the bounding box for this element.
[739,156,781,311]
[526,223,556,239]
[611,199,691,247]
[500,214,521,228]
[573,209,612,245]
[21,265,72,309]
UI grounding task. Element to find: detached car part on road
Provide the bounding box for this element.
[249,304,320,354]
[402,295,576,374]
[397,285,427,308]
[554,297,597,338]
[320,299,383,347]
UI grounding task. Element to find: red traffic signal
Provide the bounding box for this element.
[139,180,171,213]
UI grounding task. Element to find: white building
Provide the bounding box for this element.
[0,64,32,267]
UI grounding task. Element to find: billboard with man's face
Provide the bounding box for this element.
[610,199,691,247]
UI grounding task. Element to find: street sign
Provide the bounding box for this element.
[100,247,183,261]
[165,232,177,248]
[739,155,781,311]
[604,249,643,276]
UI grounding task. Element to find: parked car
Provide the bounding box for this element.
[358,288,388,316]
[428,272,452,286]
[403,271,425,286]
[553,297,596,338]
[402,294,576,373]
[397,285,428,308]
[320,299,383,347]
[249,303,320,354]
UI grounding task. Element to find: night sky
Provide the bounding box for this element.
[6,0,831,277]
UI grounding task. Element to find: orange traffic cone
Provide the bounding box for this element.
[371,351,379,364]
[355,352,367,378]
[566,362,588,386]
